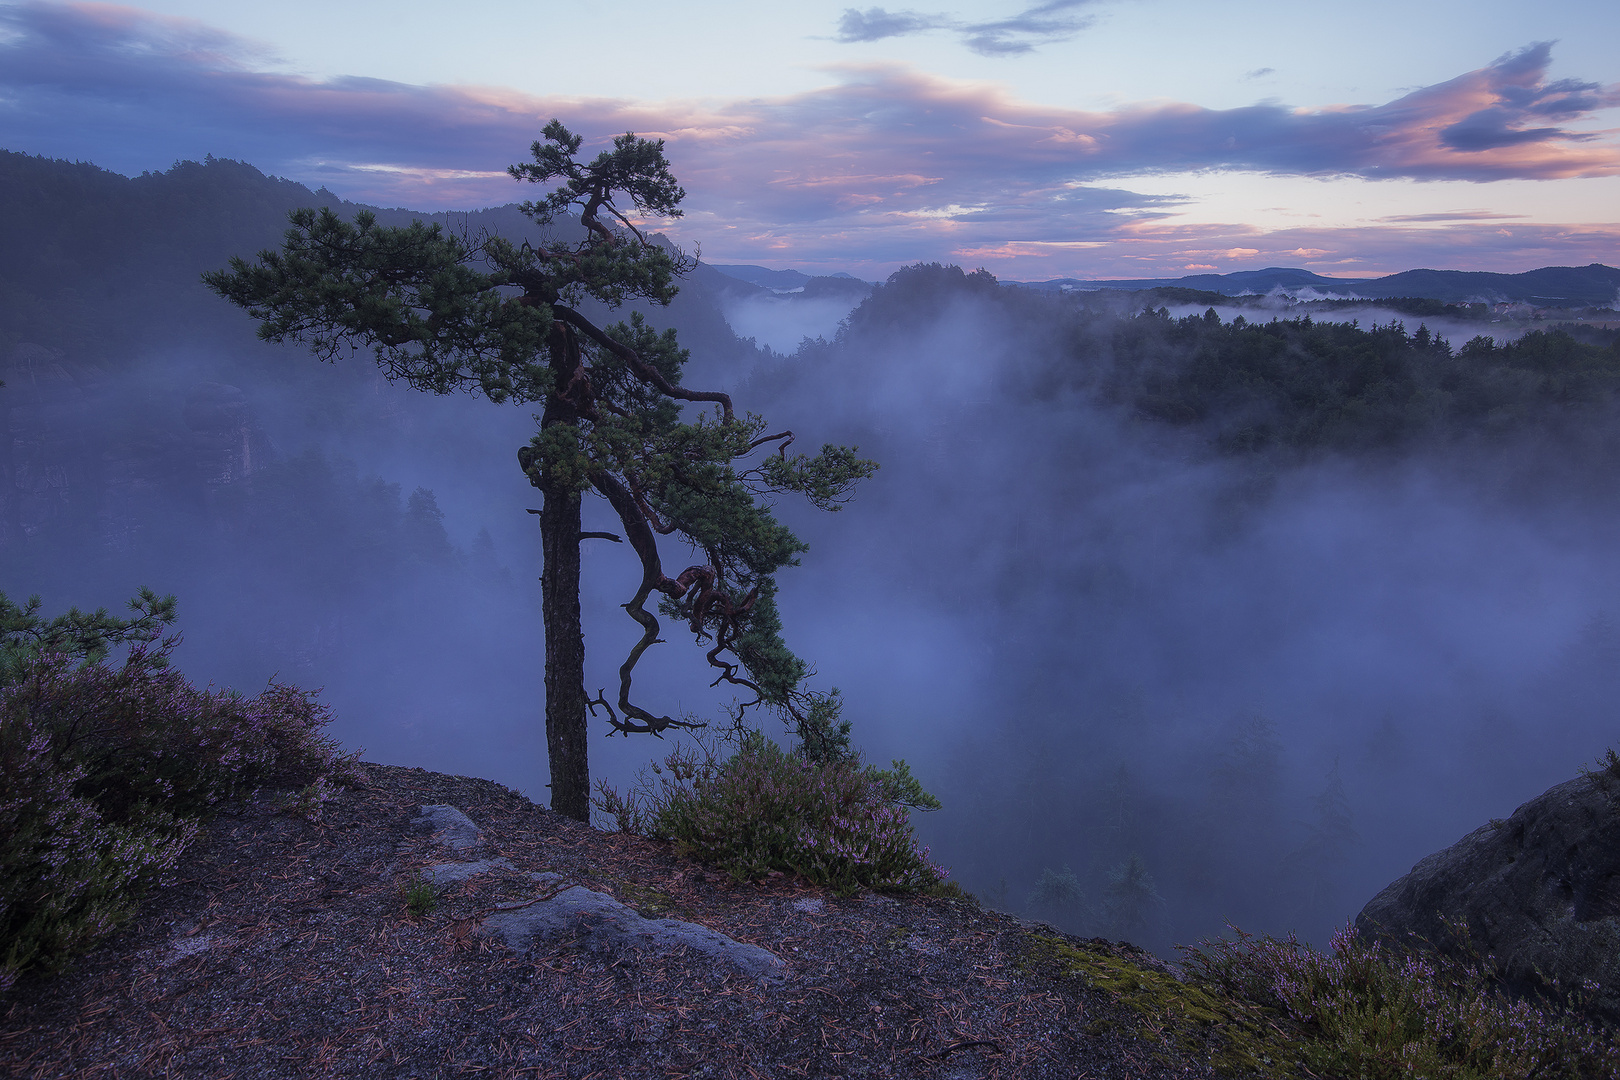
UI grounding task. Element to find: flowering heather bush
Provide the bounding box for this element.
[597,732,946,896]
[0,710,196,992]
[1,640,356,988]
[1180,924,1620,1079]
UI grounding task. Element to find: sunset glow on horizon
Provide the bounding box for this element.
[2,0,1616,280]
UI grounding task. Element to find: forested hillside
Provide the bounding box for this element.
[1095,306,1620,454]
[1017,262,1620,306]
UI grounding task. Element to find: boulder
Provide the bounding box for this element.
[411,804,485,852]
[1355,768,1620,1023]
[480,873,786,983]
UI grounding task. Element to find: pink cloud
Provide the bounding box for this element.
[1038,220,1620,282]
[1,5,1616,278]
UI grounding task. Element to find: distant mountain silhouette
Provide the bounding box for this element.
[1009,264,1620,307]
[714,259,1620,308]
[708,264,819,291]
[1346,265,1620,305]
[707,264,876,292]
[0,149,765,378]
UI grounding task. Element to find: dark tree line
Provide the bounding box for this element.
[1113,309,1620,453]
[807,263,1620,457]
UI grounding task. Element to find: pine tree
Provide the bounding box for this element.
[1284,755,1359,918]
[1103,853,1163,942]
[1,588,177,686]
[1027,865,1085,927]
[205,122,874,819]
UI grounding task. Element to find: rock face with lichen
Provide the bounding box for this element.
[0,344,274,549]
[1355,768,1620,1023]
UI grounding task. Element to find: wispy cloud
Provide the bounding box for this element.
[834,1,1096,56]
[1378,210,1528,223]
[1,5,1615,276]
[835,7,951,43]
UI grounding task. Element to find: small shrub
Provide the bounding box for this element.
[1181,924,1620,1079]
[0,714,197,990]
[400,873,439,919]
[1581,745,1620,781]
[1022,934,1288,1076]
[1,638,357,988]
[921,878,975,903]
[280,776,342,821]
[597,731,945,897]
[5,641,355,819]
[593,776,651,835]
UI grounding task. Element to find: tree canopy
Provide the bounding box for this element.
[0,588,176,686]
[206,121,875,819]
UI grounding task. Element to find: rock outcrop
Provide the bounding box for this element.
[479,873,787,982]
[408,802,785,982]
[0,345,274,549]
[1355,768,1620,1023]
[181,382,273,486]
[411,803,487,853]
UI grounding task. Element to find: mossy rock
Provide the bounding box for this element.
[613,881,679,918]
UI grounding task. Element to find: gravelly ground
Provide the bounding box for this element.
[1,763,1233,1079]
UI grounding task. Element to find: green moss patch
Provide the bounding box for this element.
[1020,934,1305,1078]
[614,881,679,918]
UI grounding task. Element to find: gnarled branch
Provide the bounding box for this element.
[553,307,734,421]
[747,430,795,457]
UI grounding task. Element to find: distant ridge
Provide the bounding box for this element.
[1006,264,1620,307]
[1346,265,1620,305]
[707,264,875,291]
[1012,267,1344,295]
[711,259,1620,308]
[708,263,819,291]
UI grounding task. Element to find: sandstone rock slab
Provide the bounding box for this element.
[411,804,484,852]
[423,858,514,885]
[1356,771,1620,1022]
[479,881,786,982]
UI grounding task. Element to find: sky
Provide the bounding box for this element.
[2,0,1618,279]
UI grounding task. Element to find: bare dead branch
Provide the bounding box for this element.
[746,430,795,458]
[601,202,649,246]
[624,475,676,535]
[585,689,619,727]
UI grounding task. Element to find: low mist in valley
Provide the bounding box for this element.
[716,287,870,355]
[7,154,1620,956]
[736,269,1620,950]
